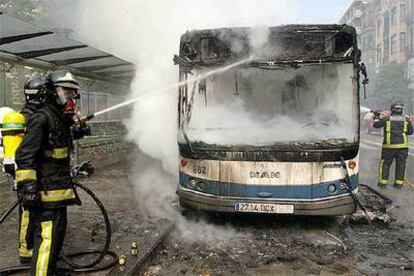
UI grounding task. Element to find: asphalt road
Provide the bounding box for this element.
[360,132,414,185]
[145,134,414,276]
[360,132,414,228]
[0,161,161,275]
[1,136,413,275]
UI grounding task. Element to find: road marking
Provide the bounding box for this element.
[406,178,414,187]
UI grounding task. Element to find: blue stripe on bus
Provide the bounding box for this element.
[179,172,358,200]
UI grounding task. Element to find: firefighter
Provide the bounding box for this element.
[373,102,414,188]
[21,77,47,119]
[2,110,25,178]
[17,77,48,263]
[0,106,15,165]
[0,78,48,263]
[15,69,83,275]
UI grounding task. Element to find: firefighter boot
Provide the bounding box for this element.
[393,149,408,189]
[378,151,394,188]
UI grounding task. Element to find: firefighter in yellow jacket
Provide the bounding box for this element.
[2,110,36,264]
[1,77,48,263]
[0,106,15,165]
[2,111,25,178]
[15,70,83,275]
[373,102,414,188]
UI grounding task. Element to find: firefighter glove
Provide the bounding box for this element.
[4,164,15,178]
[19,181,40,210]
[372,111,381,120]
[72,123,91,140]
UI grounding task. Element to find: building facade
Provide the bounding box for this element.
[375,0,408,72]
[339,0,380,78]
[340,0,408,72]
[341,0,414,113]
[406,0,414,81]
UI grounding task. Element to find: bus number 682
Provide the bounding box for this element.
[193,166,207,174]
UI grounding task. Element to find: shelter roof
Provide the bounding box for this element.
[0,12,135,83]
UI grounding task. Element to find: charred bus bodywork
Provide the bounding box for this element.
[175,25,361,215]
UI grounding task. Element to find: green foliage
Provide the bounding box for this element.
[370,62,413,109]
[0,0,46,22]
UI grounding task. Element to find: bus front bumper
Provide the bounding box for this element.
[177,187,356,216]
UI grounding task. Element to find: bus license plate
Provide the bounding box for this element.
[235,202,294,214]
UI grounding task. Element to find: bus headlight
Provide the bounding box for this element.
[327,184,337,193]
[197,181,206,191]
[189,179,197,189]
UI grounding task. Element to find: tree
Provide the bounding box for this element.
[0,0,46,22]
[0,0,49,107]
[369,62,413,111]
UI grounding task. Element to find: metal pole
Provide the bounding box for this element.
[75,140,80,164]
[0,62,5,106]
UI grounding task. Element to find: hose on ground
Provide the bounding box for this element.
[339,157,370,218]
[0,182,117,275]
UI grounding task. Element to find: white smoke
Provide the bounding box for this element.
[41,0,309,171]
[41,0,336,241]
[184,63,357,146]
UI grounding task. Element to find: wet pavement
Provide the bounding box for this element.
[0,160,164,275]
[1,133,413,275]
[146,132,414,275]
[360,133,414,228]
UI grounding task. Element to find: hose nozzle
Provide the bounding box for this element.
[79,114,95,123]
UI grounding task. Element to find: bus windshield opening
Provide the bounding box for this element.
[179,62,358,150]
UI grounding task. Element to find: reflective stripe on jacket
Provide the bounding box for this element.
[15,103,77,208]
[373,115,414,149]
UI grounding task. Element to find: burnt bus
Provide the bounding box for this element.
[175,25,361,215]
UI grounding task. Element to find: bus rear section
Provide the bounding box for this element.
[175,25,361,215]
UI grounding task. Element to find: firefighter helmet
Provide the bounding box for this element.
[46,69,80,90]
[0,107,15,161]
[45,70,80,109]
[2,111,26,132]
[0,107,14,125]
[24,76,46,104]
[390,102,404,115]
[2,111,26,172]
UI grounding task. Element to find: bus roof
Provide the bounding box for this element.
[175,24,358,69]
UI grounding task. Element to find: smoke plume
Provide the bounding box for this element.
[184,63,357,146]
[40,0,340,241]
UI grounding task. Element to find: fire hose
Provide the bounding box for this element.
[339,157,370,218]
[339,157,396,221]
[0,162,118,275]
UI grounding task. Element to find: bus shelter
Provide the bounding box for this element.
[0,12,134,120]
[0,12,134,163]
